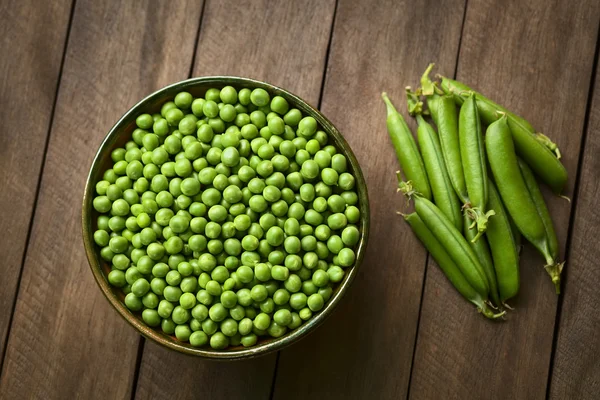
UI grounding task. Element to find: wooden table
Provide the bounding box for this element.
[1,0,599,398]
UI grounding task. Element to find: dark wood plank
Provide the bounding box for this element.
[548,59,600,399]
[134,1,336,399]
[409,1,600,399]
[0,1,203,398]
[0,0,72,361]
[271,0,465,398]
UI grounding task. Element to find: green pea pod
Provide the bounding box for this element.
[437,74,567,192]
[439,75,535,132]
[459,94,494,242]
[486,116,562,293]
[382,92,432,200]
[420,66,469,204]
[518,158,563,290]
[437,95,469,204]
[399,181,489,298]
[487,181,520,303]
[404,213,504,319]
[407,90,462,230]
[463,214,500,306]
[507,117,567,194]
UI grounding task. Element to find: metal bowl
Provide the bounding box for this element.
[82,76,370,360]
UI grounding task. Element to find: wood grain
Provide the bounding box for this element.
[0,0,72,362]
[548,61,600,399]
[133,1,336,399]
[271,0,466,398]
[0,1,203,398]
[409,1,600,399]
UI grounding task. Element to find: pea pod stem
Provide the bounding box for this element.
[404,212,504,320]
[399,180,490,298]
[420,63,437,96]
[459,94,494,242]
[382,92,432,200]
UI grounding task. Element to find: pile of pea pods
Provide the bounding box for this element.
[382,64,566,319]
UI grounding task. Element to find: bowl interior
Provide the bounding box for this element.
[82,77,370,359]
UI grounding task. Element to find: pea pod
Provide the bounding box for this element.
[463,214,499,306]
[404,213,504,319]
[382,92,432,200]
[486,116,561,293]
[421,67,469,205]
[518,158,563,291]
[459,94,494,242]
[487,180,520,303]
[406,90,462,230]
[439,75,535,132]
[437,74,567,193]
[507,117,567,194]
[399,181,489,298]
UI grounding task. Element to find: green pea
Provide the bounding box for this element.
[266,226,284,246]
[289,292,307,310]
[189,331,208,347]
[173,92,192,109]
[273,309,292,326]
[307,293,324,312]
[331,154,347,173]
[315,182,332,198]
[327,213,347,230]
[253,312,271,330]
[338,248,356,267]
[250,88,270,107]
[124,293,143,311]
[108,270,126,287]
[271,265,289,281]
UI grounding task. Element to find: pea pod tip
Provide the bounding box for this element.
[479,304,507,320]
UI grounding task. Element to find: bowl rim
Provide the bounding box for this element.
[82,76,370,360]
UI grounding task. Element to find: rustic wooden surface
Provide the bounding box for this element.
[0,0,599,399]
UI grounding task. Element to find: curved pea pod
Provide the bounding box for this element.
[407,90,462,230]
[463,214,500,307]
[404,213,504,319]
[507,117,567,194]
[486,116,562,293]
[459,94,494,242]
[518,158,563,292]
[487,181,520,303]
[439,75,535,133]
[399,181,490,298]
[382,92,431,200]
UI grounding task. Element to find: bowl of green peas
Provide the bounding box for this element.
[82,76,369,359]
